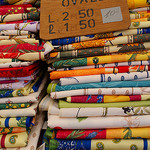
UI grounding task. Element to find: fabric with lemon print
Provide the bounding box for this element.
[0,116,35,128]
[0,103,31,109]
[0,102,38,117]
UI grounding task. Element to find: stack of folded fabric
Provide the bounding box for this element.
[44,0,150,149]
[0,1,53,149]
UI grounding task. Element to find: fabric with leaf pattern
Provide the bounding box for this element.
[49,60,150,71]
[0,116,34,128]
[55,34,150,51]
[47,127,150,139]
[50,42,150,60]
[52,51,150,69]
[67,94,150,103]
[0,42,44,53]
[50,29,150,46]
[48,114,150,129]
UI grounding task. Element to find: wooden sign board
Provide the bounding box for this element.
[40,0,131,40]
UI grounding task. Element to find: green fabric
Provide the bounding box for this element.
[59,100,150,108]
[47,82,57,94]
[0,103,31,110]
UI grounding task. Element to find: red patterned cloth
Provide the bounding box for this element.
[0,4,33,15]
[0,62,40,77]
[0,42,44,53]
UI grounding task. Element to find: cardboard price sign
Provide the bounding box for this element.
[40,0,131,40]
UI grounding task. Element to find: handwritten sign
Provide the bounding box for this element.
[40,0,130,40]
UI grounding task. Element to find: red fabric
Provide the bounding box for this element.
[0,52,42,59]
[0,80,18,84]
[0,62,40,77]
[117,65,148,73]
[129,95,141,101]
[0,43,44,53]
[0,6,32,15]
[0,42,44,59]
[70,95,104,103]
[56,129,106,139]
[0,4,32,8]
[1,20,33,24]
[70,95,143,103]
[1,134,6,148]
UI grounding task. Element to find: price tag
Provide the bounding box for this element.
[40,0,130,40]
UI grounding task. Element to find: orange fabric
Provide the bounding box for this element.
[50,68,118,80]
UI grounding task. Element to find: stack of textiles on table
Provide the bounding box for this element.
[43,0,150,149]
[0,0,53,149]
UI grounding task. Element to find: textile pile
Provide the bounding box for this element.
[0,0,51,149]
[43,0,150,149]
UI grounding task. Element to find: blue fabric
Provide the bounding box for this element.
[143,139,148,150]
[52,139,91,150]
[42,130,50,150]
[0,0,8,5]
[32,76,43,92]
[5,117,10,128]
[137,28,150,35]
[50,35,95,45]
[26,117,33,128]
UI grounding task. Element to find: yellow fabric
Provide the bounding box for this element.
[0,132,28,148]
[127,0,150,9]
[104,95,130,103]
